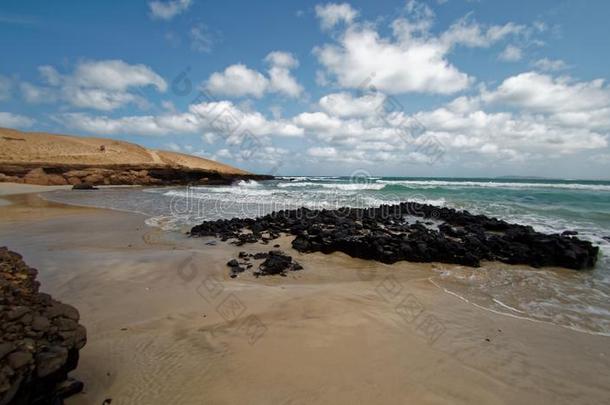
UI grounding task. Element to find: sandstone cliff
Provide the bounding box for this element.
[0,127,271,186]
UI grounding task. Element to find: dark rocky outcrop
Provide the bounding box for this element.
[256,251,302,276]
[191,203,599,270]
[71,183,98,190]
[226,250,302,277]
[0,247,86,404]
[0,163,272,186]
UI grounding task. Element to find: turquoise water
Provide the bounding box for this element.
[44,176,610,335]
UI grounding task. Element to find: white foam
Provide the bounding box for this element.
[428,278,610,337]
[277,182,385,191]
[377,179,610,192]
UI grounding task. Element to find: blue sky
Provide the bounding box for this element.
[1,0,610,179]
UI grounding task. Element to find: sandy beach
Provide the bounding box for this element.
[1,184,609,404]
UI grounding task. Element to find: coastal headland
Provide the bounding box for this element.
[0,127,272,186]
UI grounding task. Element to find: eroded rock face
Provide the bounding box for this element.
[191,203,600,270]
[0,247,86,404]
[0,163,272,186]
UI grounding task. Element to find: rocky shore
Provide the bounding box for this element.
[0,247,86,404]
[191,202,600,270]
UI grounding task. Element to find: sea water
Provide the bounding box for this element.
[44,176,610,335]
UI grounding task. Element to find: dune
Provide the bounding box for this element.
[0,127,265,186]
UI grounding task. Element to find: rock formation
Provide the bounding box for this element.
[191,203,599,270]
[0,247,86,404]
[227,250,303,277]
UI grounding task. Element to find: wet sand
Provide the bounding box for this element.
[0,184,609,404]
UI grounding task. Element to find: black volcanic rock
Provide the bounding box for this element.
[72,183,98,190]
[0,247,86,404]
[256,251,302,276]
[190,202,599,270]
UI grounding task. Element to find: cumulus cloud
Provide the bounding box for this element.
[265,51,303,97]
[20,60,166,111]
[415,105,607,158]
[205,51,303,98]
[57,99,304,137]
[319,92,386,118]
[149,0,192,20]
[206,64,269,98]
[482,72,610,114]
[314,1,526,94]
[55,68,610,169]
[293,111,343,132]
[315,3,358,30]
[314,26,471,94]
[297,68,610,165]
[0,112,34,128]
[72,60,166,92]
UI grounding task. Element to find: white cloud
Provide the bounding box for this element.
[57,99,304,138]
[21,60,167,111]
[265,51,298,69]
[319,91,386,118]
[205,52,303,98]
[265,51,303,97]
[190,101,303,136]
[298,68,610,165]
[314,25,472,94]
[56,112,192,136]
[315,3,358,30]
[533,58,568,72]
[293,112,342,132]
[72,60,166,92]
[440,17,525,49]
[149,0,192,20]
[0,112,34,128]
[65,87,142,111]
[482,72,610,114]
[51,65,609,171]
[314,2,530,95]
[206,64,269,98]
[498,44,523,62]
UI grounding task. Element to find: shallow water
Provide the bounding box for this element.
[43,176,610,335]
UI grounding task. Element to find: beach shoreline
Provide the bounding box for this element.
[1,184,609,404]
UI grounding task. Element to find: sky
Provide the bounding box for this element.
[1,0,610,179]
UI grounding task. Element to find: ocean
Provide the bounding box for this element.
[43,176,610,336]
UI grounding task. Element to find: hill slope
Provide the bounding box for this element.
[0,127,266,186]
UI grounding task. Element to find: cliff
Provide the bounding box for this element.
[0,127,272,186]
